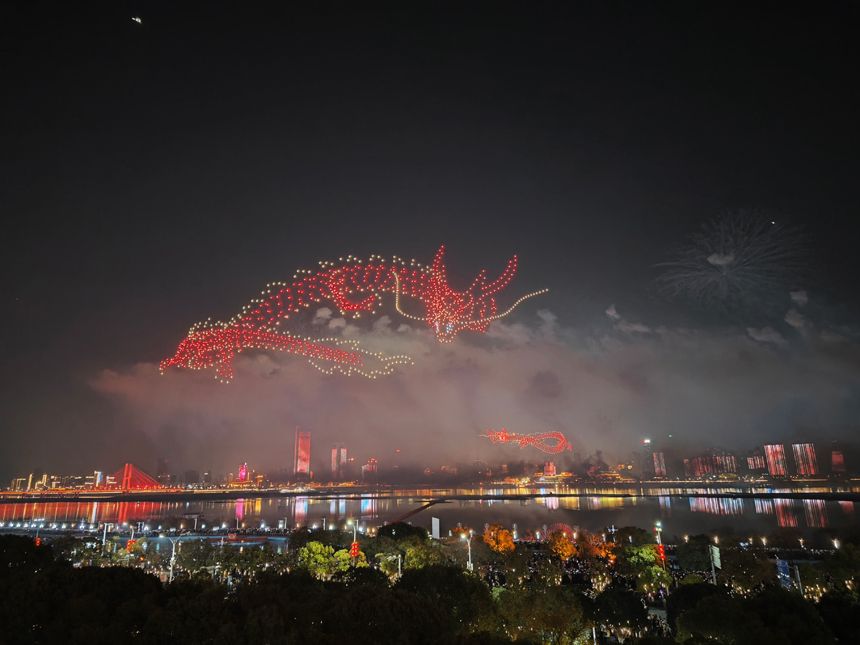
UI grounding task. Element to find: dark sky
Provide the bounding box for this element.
[2,2,859,480]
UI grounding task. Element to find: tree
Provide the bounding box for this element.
[498,586,590,643]
[333,565,389,587]
[483,524,515,556]
[297,541,337,579]
[666,582,726,635]
[718,548,774,593]
[675,536,711,572]
[677,587,834,644]
[816,543,860,593]
[398,565,496,635]
[404,540,448,569]
[377,522,428,541]
[817,590,860,643]
[548,530,576,562]
[592,586,648,642]
[0,534,55,576]
[332,548,368,573]
[616,526,653,546]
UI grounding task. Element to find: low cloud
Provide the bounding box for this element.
[785,308,806,331]
[313,307,333,324]
[91,306,860,475]
[606,304,651,334]
[746,326,786,345]
[790,290,809,307]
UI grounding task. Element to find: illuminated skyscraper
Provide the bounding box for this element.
[712,451,737,474]
[684,455,714,478]
[831,450,846,473]
[652,452,667,478]
[237,462,249,482]
[764,444,787,477]
[331,445,348,479]
[293,428,311,478]
[746,453,766,472]
[792,443,818,476]
[361,457,378,482]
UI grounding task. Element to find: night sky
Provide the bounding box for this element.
[2,2,859,480]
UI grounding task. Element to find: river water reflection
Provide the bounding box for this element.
[1,486,858,540]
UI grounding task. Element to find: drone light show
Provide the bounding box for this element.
[160,245,548,382]
[481,429,573,454]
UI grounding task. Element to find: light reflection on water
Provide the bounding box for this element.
[0,490,857,537]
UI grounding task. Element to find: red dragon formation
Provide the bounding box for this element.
[481,429,573,454]
[161,245,548,382]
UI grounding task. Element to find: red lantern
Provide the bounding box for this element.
[349,541,360,558]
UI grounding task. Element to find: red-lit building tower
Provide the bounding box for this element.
[237,462,249,482]
[763,444,788,477]
[294,428,311,479]
[831,450,846,474]
[652,452,667,479]
[792,443,818,476]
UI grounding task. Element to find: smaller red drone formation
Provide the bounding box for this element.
[481,428,572,454]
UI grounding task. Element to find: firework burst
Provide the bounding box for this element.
[657,211,806,317]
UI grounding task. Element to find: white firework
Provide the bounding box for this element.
[657,212,806,316]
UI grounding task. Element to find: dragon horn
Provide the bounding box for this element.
[481,255,518,297]
[431,244,447,282]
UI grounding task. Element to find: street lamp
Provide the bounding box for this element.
[461,530,474,572]
[833,538,840,549]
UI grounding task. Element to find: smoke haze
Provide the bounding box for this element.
[89,302,860,475]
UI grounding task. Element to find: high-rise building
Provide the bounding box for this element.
[746,453,766,472]
[237,463,249,482]
[361,457,378,481]
[712,451,737,474]
[831,450,846,474]
[652,452,667,478]
[331,445,348,480]
[792,443,818,476]
[293,428,311,478]
[764,444,787,477]
[684,456,714,478]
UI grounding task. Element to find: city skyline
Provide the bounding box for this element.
[6,435,855,492]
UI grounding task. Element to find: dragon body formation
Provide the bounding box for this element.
[481,429,573,454]
[161,245,547,381]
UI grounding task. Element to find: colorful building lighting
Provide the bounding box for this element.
[764,444,788,477]
[792,443,818,476]
[294,429,311,478]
